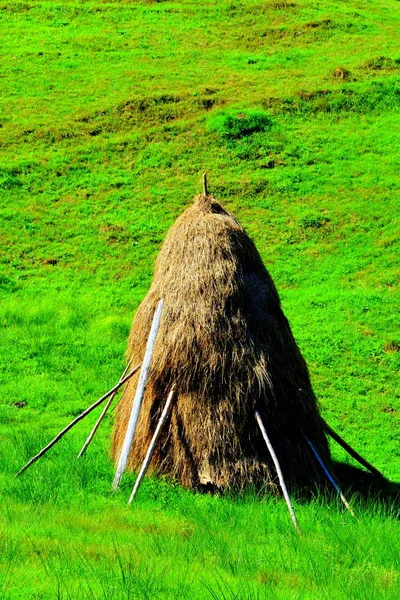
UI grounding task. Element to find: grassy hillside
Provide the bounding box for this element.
[0,1,399,598]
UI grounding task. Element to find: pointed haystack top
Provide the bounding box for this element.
[112,194,331,492]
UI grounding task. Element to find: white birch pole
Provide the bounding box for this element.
[78,358,134,458]
[15,363,142,478]
[112,299,164,491]
[255,410,301,534]
[302,431,355,517]
[128,384,176,504]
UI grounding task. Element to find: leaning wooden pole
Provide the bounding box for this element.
[302,431,355,517]
[128,384,176,504]
[323,419,383,478]
[78,358,134,459]
[203,172,208,196]
[15,363,142,478]
[255,410,301,534]
[112,299,165,491]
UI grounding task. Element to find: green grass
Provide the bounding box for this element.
[0,0,399,597]
[1,442,399,600]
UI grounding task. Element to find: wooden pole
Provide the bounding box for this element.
[112,299,165,491]
[255,410,301,534]
[323,419,383,478]
[15,363,142,478]
[128,384,176,504]
[203,172,208,196]
[78,358,134,458]
[302,431,355,517]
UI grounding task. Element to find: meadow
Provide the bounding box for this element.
[0,0,399,598]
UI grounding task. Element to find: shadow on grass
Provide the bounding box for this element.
[332,461,400,511]
[198,462,399,517]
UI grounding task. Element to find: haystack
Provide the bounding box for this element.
[112,194,331,493]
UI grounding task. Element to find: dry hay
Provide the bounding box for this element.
[112,194,331,493]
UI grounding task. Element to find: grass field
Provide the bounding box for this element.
[0,0,399,598]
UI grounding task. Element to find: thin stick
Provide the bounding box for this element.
[112,299,165,491]
[15,363,142,478]
[78,358,134,458]
[128,384,176,504]
[255,410,301,534]
[323,419,383,478]
[203,172,208,196]
[302,431,355,517]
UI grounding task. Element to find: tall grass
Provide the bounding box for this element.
[1,434,399,600]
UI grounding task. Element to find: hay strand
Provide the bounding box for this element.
[15,363,141,478]
[128,384,176,504]
[78,358,134,458]
[303,431,355,517]
[255,410,301,534]
[323,420,383,478]
[112,299,164,490]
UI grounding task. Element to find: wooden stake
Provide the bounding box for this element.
[255,410,301,534]
[203,173,208,196]
[128,384,176,504]
[78,358,134,458]
[302,431,355,517]
[15,363,142,478]
[323,419,383,478]
[112,299,165,491]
